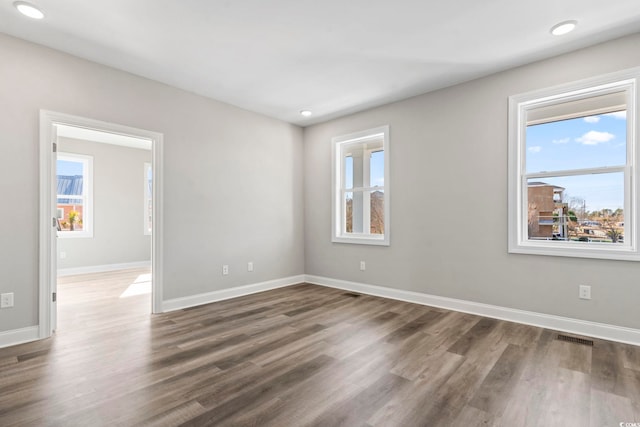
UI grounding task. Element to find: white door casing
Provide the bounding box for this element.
[39,111,164,338]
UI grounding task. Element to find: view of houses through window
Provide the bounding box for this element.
[525,110,626,244]
[57,153,92,235]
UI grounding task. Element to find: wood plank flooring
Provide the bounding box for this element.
[1,268,639,426]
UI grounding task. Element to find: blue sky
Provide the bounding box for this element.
[526,111,627,212]
[57,159,83,176]
[345,150,385,190]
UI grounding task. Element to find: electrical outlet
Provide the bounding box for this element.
[1,293,14,308]
[579,285,591,300]
[60,251,66,259]
[222,265,229,275]
[248,262,254,272]
[360,261,366,271]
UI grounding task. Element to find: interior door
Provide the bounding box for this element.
[51,124,58,332]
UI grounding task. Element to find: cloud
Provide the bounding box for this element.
[583,116,600,123]
[604,111,626,119]
[552,137,570,144]
[528,146,542,153]
[575,130,615,145]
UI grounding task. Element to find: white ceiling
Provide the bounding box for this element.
[2,1,640,126]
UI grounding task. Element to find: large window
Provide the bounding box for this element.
[57,152,93,238]
[508,69,639,260]
[332,126,389,245]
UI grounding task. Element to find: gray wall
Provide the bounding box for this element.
[303,33,640,330]
[2,28,639,336]
[57,137,151,269]
[0,33,304,332]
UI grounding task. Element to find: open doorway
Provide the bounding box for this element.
[39,111,163,338]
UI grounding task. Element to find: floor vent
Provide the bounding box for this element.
[342,292,361,298]
[557,334,594,346]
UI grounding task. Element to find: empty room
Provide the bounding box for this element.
[1,1,640,426]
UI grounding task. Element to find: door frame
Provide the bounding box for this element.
[39,110,164,339]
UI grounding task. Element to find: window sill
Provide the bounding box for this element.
[58,232,93,239]
[509,240,640,261]
[332,235,389,246]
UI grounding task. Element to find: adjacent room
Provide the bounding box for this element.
[54,125,154,333]
[1,1,640,426]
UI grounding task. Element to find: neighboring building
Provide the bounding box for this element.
[56,174,85,231]
[527,182,568,240]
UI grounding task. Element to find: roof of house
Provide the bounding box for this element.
[57,175,83,197]
[527,181,565,191]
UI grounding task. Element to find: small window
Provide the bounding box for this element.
[57,153,93,238]
[332,126,390,245]
[508,69,639,260]
[144,162,152,235]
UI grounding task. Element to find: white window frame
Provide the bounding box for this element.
[332,125,390,246]
[508,68,639,261]
[57,152,93,238]
[144,162,152,235]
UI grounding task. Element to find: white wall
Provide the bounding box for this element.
[303,33,640,330]
[0,33,304,332]
[57,137,151,270]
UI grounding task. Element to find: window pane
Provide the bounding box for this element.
[526,111,626,173]
[57,159,83,176]
[57,170,83,196]
[527,173,624,243]
[370,190,384,234]
[344,156,353,189]
[57,156,86,233]
[344,192,353,233]
[370,150,384,187]
[56,200,84,232]
[145,164,153,233]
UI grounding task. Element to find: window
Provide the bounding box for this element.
[508,69,639,260]
[57,152,93,238]
[144,162,152,235]
[332,126,389,245]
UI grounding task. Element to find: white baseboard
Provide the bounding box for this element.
[0,326,40,349]
[305,275,640,347]
[12,271,636,349]
[57,261,151,277]
[162,274,306,312]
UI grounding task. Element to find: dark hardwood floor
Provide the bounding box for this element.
[1,268,639,426]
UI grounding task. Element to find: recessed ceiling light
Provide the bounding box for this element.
[14,1,44,19]
[300,110,312,117]
[550,20,577,36]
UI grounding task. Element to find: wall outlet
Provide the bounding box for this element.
[248,262,254,272]
[1,293,14,308]
[579,285,591,300]
[60,251,66,259]
[222,265,229,275]
[360,261,366,271]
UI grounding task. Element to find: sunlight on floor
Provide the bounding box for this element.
[119,273,152,298]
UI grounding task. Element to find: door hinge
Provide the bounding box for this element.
[52,217,57,227]
[52,292,57,302]
[52,142,57,153]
